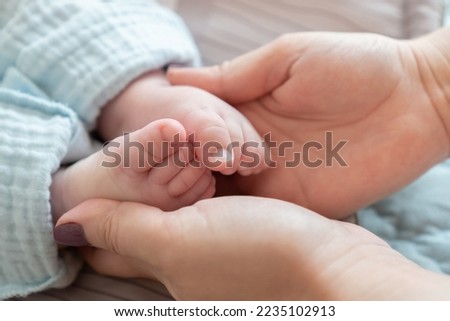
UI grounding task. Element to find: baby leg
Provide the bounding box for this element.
[56,119,216,213]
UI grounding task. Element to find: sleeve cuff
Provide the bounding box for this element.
[0,88,82,299]
[0,0,201,128]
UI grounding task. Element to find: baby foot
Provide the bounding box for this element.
[98,72,268,177]
[56,119,216,214]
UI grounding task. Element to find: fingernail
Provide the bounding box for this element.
[53,223,90,247]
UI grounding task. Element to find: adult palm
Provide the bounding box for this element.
[168,31,450,219]
[56,196,447,300]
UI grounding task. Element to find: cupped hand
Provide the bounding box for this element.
[53,196,448,300]
[168,31,450,219]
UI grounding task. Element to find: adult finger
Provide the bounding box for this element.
[53,199,174,267]
[167,34,300,104]
[79,247,153,279]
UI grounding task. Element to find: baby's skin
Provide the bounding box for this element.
[51,70,267,221]
[97,70,267,176]
[51,119,215,221]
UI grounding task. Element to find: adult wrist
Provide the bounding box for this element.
[327,243,450,300]
[286,218,450,300]
[375,259,450,300]
[409,27,450,152]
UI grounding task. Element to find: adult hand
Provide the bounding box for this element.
[168,29,450,219]
[54,197,450,300]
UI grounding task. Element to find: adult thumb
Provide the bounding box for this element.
[167,36,298,105]
[53,199,170,261]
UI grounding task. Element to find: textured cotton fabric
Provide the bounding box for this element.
[0,0,199,299]
[0,0,200,128]
[0,79,83,299]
